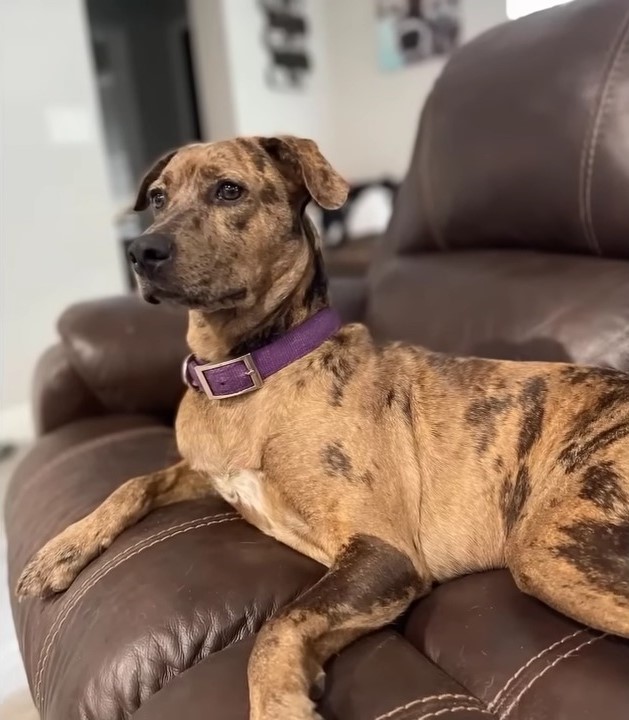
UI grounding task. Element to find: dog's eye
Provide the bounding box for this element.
[150,190,166,210]
[216,182,243,202]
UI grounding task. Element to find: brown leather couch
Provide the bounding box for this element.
[6,1,629,717]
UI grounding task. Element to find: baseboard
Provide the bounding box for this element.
[0,403,34,443]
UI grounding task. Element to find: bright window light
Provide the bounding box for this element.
[507,0,574,20]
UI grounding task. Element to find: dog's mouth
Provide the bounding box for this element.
[137,276,247,311]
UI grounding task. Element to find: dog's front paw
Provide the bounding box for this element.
[16,525,101,599]
[249,619,326,720]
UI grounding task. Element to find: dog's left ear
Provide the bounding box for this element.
[258,136,349,210]
[133,149,179,211]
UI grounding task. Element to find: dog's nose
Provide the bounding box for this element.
[127,234,173,275]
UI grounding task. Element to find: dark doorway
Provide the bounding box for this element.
[85,0,204,287]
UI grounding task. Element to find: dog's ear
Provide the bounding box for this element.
[133,149,179,211]
[257,136,348,210]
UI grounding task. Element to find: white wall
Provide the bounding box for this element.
[507,0,573,19]
[189,0,334,153]
[222,0,332,144]
[0,0,123,435]
[188,0,238,142]
[325,0,507,180]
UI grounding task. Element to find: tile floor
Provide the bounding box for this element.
[0,446,39,720]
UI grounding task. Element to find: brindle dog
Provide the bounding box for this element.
[17,136,629,720]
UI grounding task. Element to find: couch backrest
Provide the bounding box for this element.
[369,0,629,371]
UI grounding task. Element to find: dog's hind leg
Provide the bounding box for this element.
[16,461,213,598]
[507,472,629,637]
[247,534,428,720]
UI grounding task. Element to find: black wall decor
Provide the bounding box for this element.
[259,0,312,90]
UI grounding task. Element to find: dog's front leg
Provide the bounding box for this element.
[16,460,212,599]
[248,534,428,720]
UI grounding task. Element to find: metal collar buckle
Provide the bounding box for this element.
[182,353,264,399]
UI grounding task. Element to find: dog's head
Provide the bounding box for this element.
[128,136,348,312]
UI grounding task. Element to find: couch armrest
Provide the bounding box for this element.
[6,420,323,720]
[329,276,368,324]
[32,344,105,435]
[58,295,188,421]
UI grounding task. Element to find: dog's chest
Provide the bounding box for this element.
[177,391,315,550]
[177,390,265,474]
[213,469,267,523]
[212,468,314,555]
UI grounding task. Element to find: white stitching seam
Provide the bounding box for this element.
[416,708,495,720]
[579,5,629,254]
[373,694,488,720]
[488,628,585,710]
[375,627,606,720]
[34,512,240,709]
[499,633,607,719]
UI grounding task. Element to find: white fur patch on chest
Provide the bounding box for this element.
[211,468,314,554]
[213,469,265,510]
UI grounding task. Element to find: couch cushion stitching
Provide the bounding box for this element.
[373,694,489,720]
[487,628,584,710]
[499,632,607,719]
[579,5,629,254]
[415,708,495,720]
[34,512,240,709]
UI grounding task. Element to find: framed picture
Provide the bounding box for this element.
[259,0,313,91]
[376,0,461,71]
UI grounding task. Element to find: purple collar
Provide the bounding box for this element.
[182,308,342,399]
